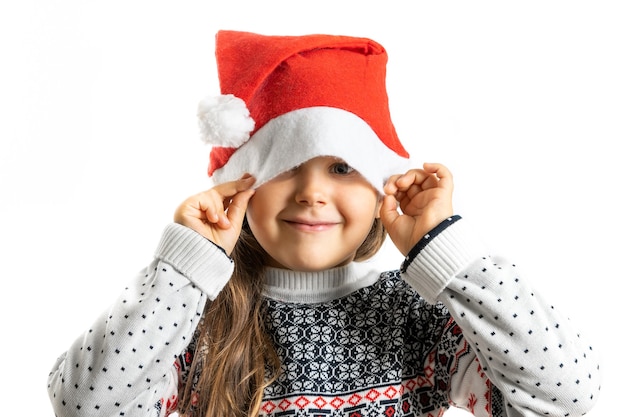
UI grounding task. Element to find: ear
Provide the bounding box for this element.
[375,194,384,219]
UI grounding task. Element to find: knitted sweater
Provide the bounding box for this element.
[47,217,600,417]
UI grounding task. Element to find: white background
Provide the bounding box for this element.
[1,1,623,415]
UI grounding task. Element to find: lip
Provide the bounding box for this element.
[283,217,340,232]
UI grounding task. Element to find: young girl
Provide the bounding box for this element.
[47,30,600,417]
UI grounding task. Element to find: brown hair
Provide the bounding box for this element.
[178,217,386,417]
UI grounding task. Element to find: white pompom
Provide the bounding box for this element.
[197,94,255,147]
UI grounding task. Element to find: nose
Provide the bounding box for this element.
[294,167,329,206]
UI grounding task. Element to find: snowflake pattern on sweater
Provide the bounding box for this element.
[259,271,502,417]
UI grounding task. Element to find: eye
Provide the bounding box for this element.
[330,162,355,175]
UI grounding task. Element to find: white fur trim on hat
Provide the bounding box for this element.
[210,106,411,194]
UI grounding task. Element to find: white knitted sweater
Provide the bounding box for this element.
[47,217,600,417]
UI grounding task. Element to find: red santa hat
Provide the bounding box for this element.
[198,30,411,194]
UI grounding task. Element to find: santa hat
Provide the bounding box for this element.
[198,30,411,194]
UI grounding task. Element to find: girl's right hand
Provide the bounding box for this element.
[173,175,256,255]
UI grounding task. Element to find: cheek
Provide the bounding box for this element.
[347,187,380,215]
[247,184,275,218]
[342,192,380,229]
[246,197,269,237]
[246,187,282,239]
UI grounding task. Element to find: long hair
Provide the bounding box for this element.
[178,216,387,417]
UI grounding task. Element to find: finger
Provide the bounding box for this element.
[205,176,257,228]
[192,190,229,227]
[188,191,230,229]
[421,174,439,190]
[423,162,451,178]
[393,170,431,191]
[225,188,255,228]
[384,174,403,195]
[379,194,400,229]
[212,174,256,200]
[423,163,454,191]
[386,172,424,207]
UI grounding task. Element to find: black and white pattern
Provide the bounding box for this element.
[263,271,461,413]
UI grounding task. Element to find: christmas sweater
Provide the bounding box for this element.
[47,216,600,417]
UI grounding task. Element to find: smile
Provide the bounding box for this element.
[284,220,339,232]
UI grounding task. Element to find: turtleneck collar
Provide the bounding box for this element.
[263,262,382,304]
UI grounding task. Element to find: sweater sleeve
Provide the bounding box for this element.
[47,223,234,417]
[401,217,601,417]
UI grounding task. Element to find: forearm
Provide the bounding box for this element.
[47,223,234,417]
[402,218,601,416]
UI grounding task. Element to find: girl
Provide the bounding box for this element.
[47,30,600,417]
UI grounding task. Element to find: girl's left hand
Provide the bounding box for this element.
[380,163,454,256]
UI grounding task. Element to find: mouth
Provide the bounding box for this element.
[283,218,340,232]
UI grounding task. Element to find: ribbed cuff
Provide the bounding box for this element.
[402,218,484,303]
[154,223,234,299]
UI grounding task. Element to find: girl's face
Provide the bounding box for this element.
[246,156,382,272]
